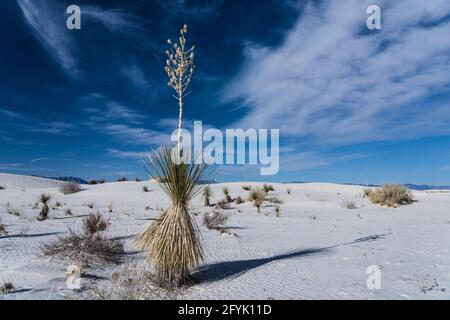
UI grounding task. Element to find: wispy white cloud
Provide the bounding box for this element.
[153,0,223,21]
[16,0,144,79]
[225,0,450,146]
[106,149,150,159]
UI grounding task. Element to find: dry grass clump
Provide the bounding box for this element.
[216,200,231,210]
[0,222,7,236]
[286,188,291,195]
[365,184,413,208]
[202,186,213,207]
[91,265,181,299]
[248,188,266,213]
[342,200,357,209]
[242,185,252,191]
[235,196,244,205]
[0,282,14,294]
[274,206,281,217]
[60,182,82,195]
[142,186,150,192]
[263,184,275,194]
[37,194,52,221]
[203,210,229,229]
[267,196,283,204]
[42,213,123,266]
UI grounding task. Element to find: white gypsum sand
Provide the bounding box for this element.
[0,173,449,299]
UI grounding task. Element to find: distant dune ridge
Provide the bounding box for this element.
[0,173,64,190]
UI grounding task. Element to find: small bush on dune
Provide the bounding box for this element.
[248,188,266,213]
[202,186,213,207]
[91,265,181,300]
[89,180,98,185]
[216,200,231,210]
[267,196,283,204]
[235,196,244,205]
[37,194,52,221]
[263,184,275,194]
[274,206,281,217]
[117,177,128,182]
[60,182,82,195]
[242,185,252,191]
[98,179,106,184]
[203,210,229,229]
[82,212,110,236]
[366,184,413,208]
[286,188,291,195]
[42,213,123,266]
[0,282,14,294]
[0,222,7,236]
[142,186,150,192]
[342,200,357,209]
[0,185,5,190]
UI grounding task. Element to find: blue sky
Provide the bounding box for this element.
[1,0,450,184]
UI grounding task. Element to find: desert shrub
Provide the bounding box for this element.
[91,265,181,299]
[142,186,150,192]
[55,201,62,207]
[286,188,291,195]
[65,209,73,215]
[0,185,5,190]
[107,202,113,213]
[82,212,110,236]
[203,210,229,229]
[117,177,128,182]
[0,282,14,294]
[367,184,413,207]
[342,200,357,209]
[248,188,266,213]
[60,182,82,195]
[242,185,252,191]
[267,196,283,204]
[89,180,98,185]
[135,178,142,182]
[202,186,212,207]
[42,213,123,266]
[216,200,231,210]
[263,184,275,193]
[274,206,281,217]
[0,222,7,236]
[98,179,106,184]
[37,194,52,221]
[235,196,244,205]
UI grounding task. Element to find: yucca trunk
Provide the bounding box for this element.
[135,203,202,286]
[178,96,183,158]
[38,203,49,221]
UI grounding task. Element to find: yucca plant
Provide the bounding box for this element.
[222,187,232,203]
[136,147,213,286]
[37,194,52,221]
[135,24,212,287]
[203,185,213,207]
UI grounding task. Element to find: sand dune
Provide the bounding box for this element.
[0,174,449,300]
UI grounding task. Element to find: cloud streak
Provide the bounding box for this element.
[225,0,450,146]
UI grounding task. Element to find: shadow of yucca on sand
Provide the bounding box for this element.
[193,233,390,283]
